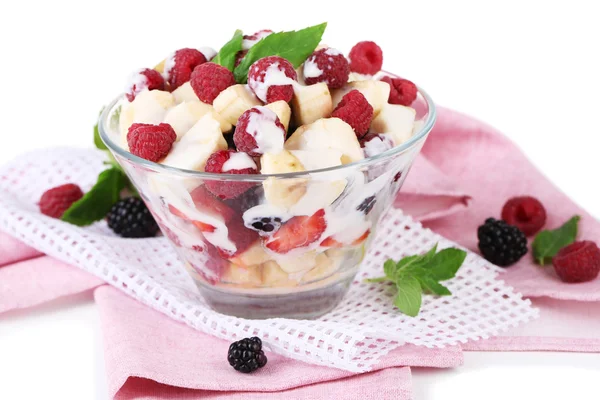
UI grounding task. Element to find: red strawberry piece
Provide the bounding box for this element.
[322,229,370,248]
[190,185,237,224]
[161,225,183,247]
[248,56,298,103]
[190,62,236,104]
[126,68,165,102]
[242,29,273,50]
[501,196,547,236]
[233,106,286,156]
[39,183,84,218]
[303,48,349,89]
[266,209,327,254]
[168,204,218,233]
[348,41,383,75]
[204,150,258,199]
[360,133,394,158]
[332,90,374,138]
[165,48,207,90]
[218,217,259,258]
[553,241,600,283]
[127,123,176,162]
[380,76,418,106]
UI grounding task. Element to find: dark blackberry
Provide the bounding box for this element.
[248,216,283,234]
[106,197,159,238]
[356,195,376,214]
[227,337,267,373]
[478,218,528,267]
[225,132,236,150]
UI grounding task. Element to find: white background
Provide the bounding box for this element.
[0,0,599,399]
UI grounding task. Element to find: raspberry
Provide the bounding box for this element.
[303,48,349,89]
[190,62,236,104]
[106,197,159,238]
[380,76,418,106]
[242,30,273,50]
[127,123,176,162]
[39,183,84,218]
[501,196,547,236]
[360,133,394,158]
[204,150,258,199]
[233,106,285,156]
[165,48,207,90]
[248,56,298,103]
[126,68,165,102]
[552,241,600,283]
[332,90,373,137]
[478,218,528,267]
[348,41,383,75]
[235,50,248,67]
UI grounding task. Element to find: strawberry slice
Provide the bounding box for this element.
[217,217,259,258]
[168,203,217,232]
[190,185,237,223]
[266,209,327,254]
[321,229,370,248]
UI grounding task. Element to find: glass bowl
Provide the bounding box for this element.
[99,76,436,319]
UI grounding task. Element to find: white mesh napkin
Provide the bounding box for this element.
[0,148,538,372]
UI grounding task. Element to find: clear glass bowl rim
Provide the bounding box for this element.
[99,77,436,182]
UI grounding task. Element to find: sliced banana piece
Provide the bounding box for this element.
[285,118,364,164]
[261,261,297,287]
[154,59,166,74]
[264,100,291,132]
[291,83,333,126]
[301,253,338,283]
[347,72,372,82]
[230,242,272,267]
[222,263,262,286]
[331,80,391,117]
[213,84,261,126]
[370,103,416,146]
[119,89,175,148]
[161,113,227,171]
[274,251,318,274]
[163,101,231,139]
[261,150,307,208]
[172,82,199,103]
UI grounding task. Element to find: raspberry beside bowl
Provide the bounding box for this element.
[99,75,436,319]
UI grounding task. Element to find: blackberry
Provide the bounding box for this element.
[248,216,283,234]
[106,197,159,238]
[225,131,236,150]
[477,218,528,267]
[227,337,267,373]
[357,195,376,214]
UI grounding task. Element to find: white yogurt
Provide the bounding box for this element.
[246,107,285,154]
[198,46,217,61]
[303,58,323,79]
[249,62,298,102]
[222,152,257,172]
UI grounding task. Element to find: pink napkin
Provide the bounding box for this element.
[95,286,460,400]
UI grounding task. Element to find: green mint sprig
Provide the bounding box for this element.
[366,244,467,317]
[212,29,244,71]
[532,215,580,265]
[233,22,327,83]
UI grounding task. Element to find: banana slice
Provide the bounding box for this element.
[213,84,261,126]
[331,80,391,117]
[119,90,175,149]
[171,82,199,103]
[264,100,291,132]
[301,253,338,283]
[274,251,319,274]
[161,113,227,171]
[154,59,166,74]
[261,150,307,209]
[370,103,416,146]
[261,261,297,287]
[291,83,333,126]
[230,242,272,267]
[285,118,364,164]
[347,72,372,82]
[222,263,262,286]
[163,101,232,139]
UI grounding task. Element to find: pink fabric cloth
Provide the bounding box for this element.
[1,106,600,398]
[95,286,459,399]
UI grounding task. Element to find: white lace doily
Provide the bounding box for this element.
[0,148,538,372]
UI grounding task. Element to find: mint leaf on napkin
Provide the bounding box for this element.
[233,22,327,83]
[61,167,127,226]
[532,215,580,265]
[212,29,244,71]
[366,244,467,317]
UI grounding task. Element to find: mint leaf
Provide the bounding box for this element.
[61,167,126,226]
[426,248,467,281]
[532,216,580,265]
[394,276,422,317]
[234,22,327,83]
[212,30,243,71]
[416,274,452,296]
[383,259,397,279]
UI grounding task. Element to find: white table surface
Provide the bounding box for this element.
[1,1,599,399]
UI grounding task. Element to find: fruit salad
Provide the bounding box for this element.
[100,23,433,318]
